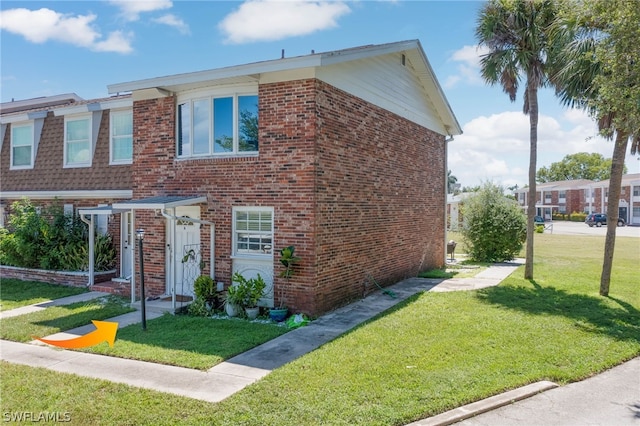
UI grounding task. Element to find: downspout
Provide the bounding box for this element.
[444,134,454,265]
[161,210,215,312]
[80,214,95,286]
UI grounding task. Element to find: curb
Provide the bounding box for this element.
[407,380,559,426]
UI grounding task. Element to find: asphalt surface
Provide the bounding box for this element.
[542,220,640,237]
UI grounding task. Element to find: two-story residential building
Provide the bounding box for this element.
[514,179,593,220]
[1,40,462,316]
[513,174,640,225]
[589,173,640,225]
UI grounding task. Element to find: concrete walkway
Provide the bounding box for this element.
[2,259,637,424]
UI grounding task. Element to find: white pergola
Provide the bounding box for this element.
[79,196,213,310]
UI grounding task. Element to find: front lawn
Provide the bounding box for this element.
[0,296,134,342]
[0,279,88,311]
[81,314,289,370]
[1,234,638,425]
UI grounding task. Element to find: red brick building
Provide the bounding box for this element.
[513,174,640,225]
[1,40,462,316]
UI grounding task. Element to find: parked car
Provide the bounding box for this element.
[585,213,626,227]
[534,215,545,225]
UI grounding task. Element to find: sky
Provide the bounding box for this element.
[1,0,638,189]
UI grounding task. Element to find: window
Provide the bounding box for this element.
[178,93,258,158]
[559,190,566,200]
[110,109,133,164]
[544,193,552,202]
[64,115,92,167]
[634,186,640,197]
[10,122,34,169]
[233,207,273,257]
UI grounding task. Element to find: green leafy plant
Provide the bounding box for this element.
[279,245,300,279]
[0,198,116,272]
[232,272,266,308]
[460,182,527,262]
[193,275,218,314]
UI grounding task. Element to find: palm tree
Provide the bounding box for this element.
[475,0,562,279]
[551,0,640,295]
[447,170,458,194]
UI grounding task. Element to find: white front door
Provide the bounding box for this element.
[171,206,201,298]
[121,211,133,279]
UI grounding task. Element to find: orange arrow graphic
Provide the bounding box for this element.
[33,320,118,349]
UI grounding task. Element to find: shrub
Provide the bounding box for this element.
[0,198,116,271]
[460,182,527,262]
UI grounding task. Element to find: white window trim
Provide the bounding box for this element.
[109,108,133,165]
[176,86,258,159]
[231,206,274,260]
[10,121,35,170]
[64,113,94,168]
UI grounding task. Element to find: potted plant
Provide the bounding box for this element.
[193,275,217,311]
[232,272,266,320]
[224,284,243,317]
[270,245,300,322]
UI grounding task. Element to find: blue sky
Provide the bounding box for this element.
[1,0,638,188]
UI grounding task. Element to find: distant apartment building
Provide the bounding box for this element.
[513,174,640,225]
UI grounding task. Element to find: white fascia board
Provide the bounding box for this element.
[106,43,418,94]
[0,190,132,200]
[98,98,133,110]
[0,110,48,124]
[318,40,420,66]
[108,56,322,94]
[112,196,207,210]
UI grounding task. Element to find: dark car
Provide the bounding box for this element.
[534,215,545,225]
[585,213,626,227]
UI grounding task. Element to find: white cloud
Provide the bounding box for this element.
[219,0,351,44]
[444,44,489,89]
[152,14,190,34]
[448,109,640,189]
[93,30,134,54]
[0,8,133,53]
[109,0,172,21]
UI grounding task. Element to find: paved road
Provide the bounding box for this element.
[542,220,640,238]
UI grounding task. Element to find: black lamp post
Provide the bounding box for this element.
[136,228,147,330]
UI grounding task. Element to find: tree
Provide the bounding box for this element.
[460,182,527,262]
[476,0,564,279]
[536,152,625,182]
[552,0,640,296]
[447,170,458,194]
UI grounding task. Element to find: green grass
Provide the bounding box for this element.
[0,296,134,342]
[0,279,88,311]
[81,314,289,370]
[1,234,639,425]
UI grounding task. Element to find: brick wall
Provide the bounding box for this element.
[0,265,116,287]
[313,80,445,313]
[130,79,446,315]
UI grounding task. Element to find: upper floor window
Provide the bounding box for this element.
[633,186,640,197]
[177,94,258,158]
[559,190,566,200]
[544,193,552,202]
[110,109,133,164]
[64,114,92,167]
[10,122,34,169]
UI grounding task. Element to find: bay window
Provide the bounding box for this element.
[177,93,258,158]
